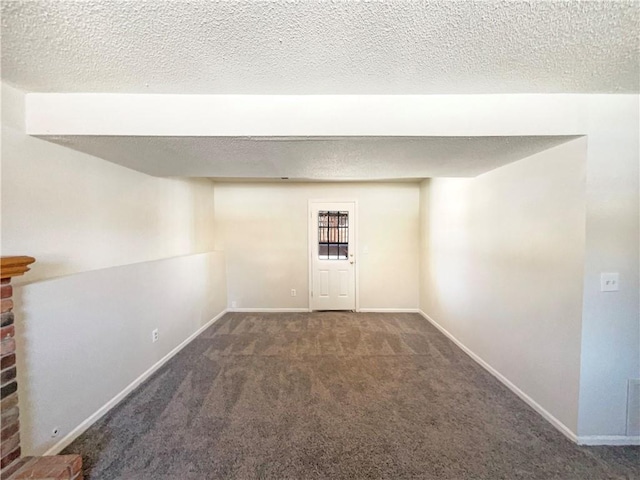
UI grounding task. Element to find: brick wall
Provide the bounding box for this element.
[1,278,21,477]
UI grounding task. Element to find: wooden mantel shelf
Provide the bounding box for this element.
[1,256,36,279]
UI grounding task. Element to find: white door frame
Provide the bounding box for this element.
[308,199,359,312]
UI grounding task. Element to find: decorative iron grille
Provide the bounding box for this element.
[318,211,348,259]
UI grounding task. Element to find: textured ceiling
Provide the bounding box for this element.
[2,0,639,94]
[1,1,624,180]
[39,135,576,179]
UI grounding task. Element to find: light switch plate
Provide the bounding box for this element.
[600,272,619,292]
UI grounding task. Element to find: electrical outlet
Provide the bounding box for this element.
[600,272,620,292]
[231,300,237,308]
[52,427,60,438]
[152,329,159,343]
[291,289,296,297]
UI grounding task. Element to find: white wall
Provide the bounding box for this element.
[420,138,587,434]
[1,83,227,455]
[15,252,226,455]
[578,96,640,438]
[2,84,217,284]
[214,182,420,311]
[416,95,639,442]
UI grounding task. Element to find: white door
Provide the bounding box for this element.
[309,202,356,311]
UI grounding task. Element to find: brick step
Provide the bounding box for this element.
[5,454,82,480]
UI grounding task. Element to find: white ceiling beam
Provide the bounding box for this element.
[25,94,588,137]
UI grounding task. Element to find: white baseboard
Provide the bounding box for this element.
[228,308,420,314]
[358,308,419,313]
[577,435,640,446]
[44,309,228,456]
[418,310,579,444]
[228,308,310,313]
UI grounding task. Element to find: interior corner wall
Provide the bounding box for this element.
[577,96,640,438]
[419,138,588,435]
[214,182,420,311]
[1,83,227,455]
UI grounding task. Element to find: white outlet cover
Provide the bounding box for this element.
[600,272,620,292]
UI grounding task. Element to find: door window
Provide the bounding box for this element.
[318,211,348,259]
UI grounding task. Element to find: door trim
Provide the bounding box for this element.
[308,199,359,312]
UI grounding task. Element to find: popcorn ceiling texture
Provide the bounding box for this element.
[1,0,638,94]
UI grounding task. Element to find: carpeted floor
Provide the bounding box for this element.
[64,312,639,479]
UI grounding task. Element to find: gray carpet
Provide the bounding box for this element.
[64,312,639,479]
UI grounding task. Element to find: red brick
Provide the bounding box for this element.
[1,353,15,370]
[14,458,56,478]
[0,430,19,457]
[0,380,17,399]
[13,455,83,480]
[0,445,20,469]
[69,455,83,476]
[1,404,19,425]
[0,392,18,413]
[0,312,14,328]
[0,299,13,314]
[0,284,12,299]
[1,324,15,340]
[1,456,29,479]
[1,418,19,441]
[0,337,16,357]
[1,366,16,386]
